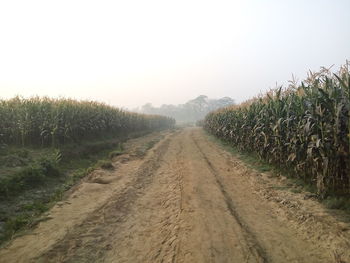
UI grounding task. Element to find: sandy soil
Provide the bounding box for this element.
[0,128,349,263]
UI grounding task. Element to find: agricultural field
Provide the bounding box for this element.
[0,97,174,243]
[1,70,350,263]
[0,97,175,147]
[1,0,350,260]
[205,66,350,199]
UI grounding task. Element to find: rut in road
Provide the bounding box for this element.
[0,128,345,263]
[37,135,176,262]
[191,135,268,262]
[172,129,332,263]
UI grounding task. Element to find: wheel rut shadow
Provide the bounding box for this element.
[191,132,269,263]
[35,138,172,263]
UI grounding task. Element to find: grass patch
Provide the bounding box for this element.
[145,140,158,150]
[323,197,350,211]
[0,151,61,199]
[0,131,154,246]
[290,188,302,194]
[0,130,170,245]
[1,215,31,241]
[22,201,49,213]
[0,200,51,243]
[96,160,114,170]
[109,143,124,159]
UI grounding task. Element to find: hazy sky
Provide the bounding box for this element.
[0,0,349,109]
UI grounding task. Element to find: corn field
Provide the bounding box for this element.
[205,65,350,196]
[0,97,175,147]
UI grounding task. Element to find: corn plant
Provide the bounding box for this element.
[205,64,350,196]
[0,97,175,147]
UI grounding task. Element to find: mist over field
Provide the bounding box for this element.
[1,0,349,109]
[139,95,235,123]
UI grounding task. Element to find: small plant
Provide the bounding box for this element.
[20,165,46,185]
[22,202,49,213]
[323,197,350,210]
[290,188,302,194]
[146,140,158,150]
[0,150,63,199]
[109,143,124,159]
[0,133,6,150]
[97,160,114,170]
[2,214,31,241]
[16,149,29,158]
[38,150,61,177]
[109,150,123,159]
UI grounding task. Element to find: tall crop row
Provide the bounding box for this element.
[0,97,175,147]
[205,66,350,196]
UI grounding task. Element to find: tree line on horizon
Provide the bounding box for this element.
[139,95,235,124]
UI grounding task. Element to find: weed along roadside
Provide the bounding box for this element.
[0,130,171,246]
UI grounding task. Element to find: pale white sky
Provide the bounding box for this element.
[0,0,349,108]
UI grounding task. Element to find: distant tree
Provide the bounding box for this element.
[140,95,234,124]
[141,103,155,114]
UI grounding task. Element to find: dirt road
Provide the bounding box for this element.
[0,128,349,263]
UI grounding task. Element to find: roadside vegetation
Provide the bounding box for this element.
[205,63,350,200]
[206,132,350,212]
[0,97,174,245]
[0,138,116,244]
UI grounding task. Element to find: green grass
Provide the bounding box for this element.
[0,129,168,245]
[0,152,61,199]
[290,188,302,194]
[323,197,350,211]
[96,160,114,170]
[109,143,124,159]
[0,131,153,245]
[145,140,158,151]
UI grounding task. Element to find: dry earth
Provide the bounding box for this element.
[0,128,349,263]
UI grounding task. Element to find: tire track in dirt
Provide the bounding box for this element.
[189,128,336,263]
[175,130,257,263]
[35,137,172,262]
[0,128,345,263]
[172,138,185,263]
[191,134,269,263]
[102,131,183,263]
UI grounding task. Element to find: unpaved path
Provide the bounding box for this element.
[0,128,349,263]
